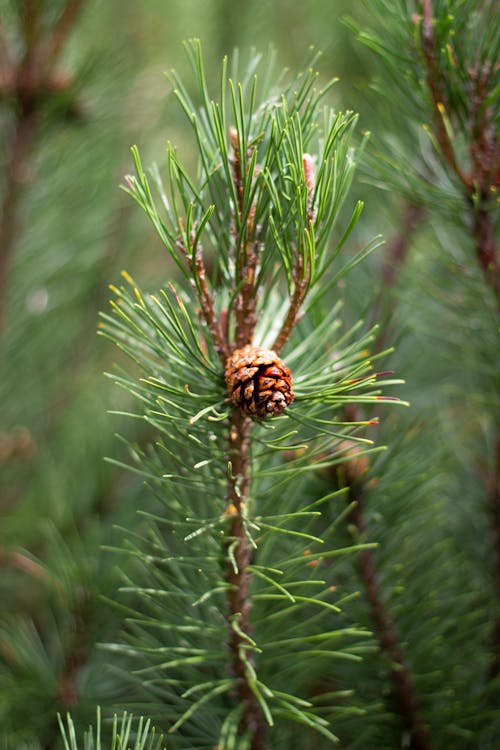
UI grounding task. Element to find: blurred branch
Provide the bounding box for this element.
[372,201,424,352]
[0,111,38,328]
[418,0,499,300]
[418,0,500,683]
[42,0,86,76]
[348,479,434,750]
[419,0,471,190]
[333,197,428,745]
[488,437,500,679]
[0,0,86,329]
[380,203,424,289]
[336,396,433,750]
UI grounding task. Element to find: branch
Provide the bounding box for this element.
[225,410,266,750]
[418,0,471,190]
[176,235,229,364]
[468,60,500,298]
[472,203,500,299]
[371,202,425,352]
[230,129,259,348]
[41,0,86,76]
[0,0,86,327]
[0,111,38,329]
[487,436,500,679]
[194,246,229,363]
[272,155,315,354]
[272,257,309,354]
[418,1,499,300]
[348,478,434,750]
[0,26,13,88]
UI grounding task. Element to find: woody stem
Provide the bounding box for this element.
[225,410,266,750]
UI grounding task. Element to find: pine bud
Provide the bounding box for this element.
[225,344,294,418]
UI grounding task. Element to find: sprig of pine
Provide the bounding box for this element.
[98,40,402,749]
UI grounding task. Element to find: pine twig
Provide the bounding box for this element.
[380,203,424,290]
[225,410,266,750]
[194,245,229,363]
[230,128,259,349]
[272,259,309,355]
[487,437,500,679]
[272,155,315,354]
[337,198,427,746]
[175,236,228,364]
[418,0,471,190]
[219,130,268,750]
[468,55,500,298]
[418,1,500,683]
[418,0,499,300]
[0,111,38,328]
[348,483,434,750]
[0,0,85,328]
[41,0,86,78]
[371,201,424,355]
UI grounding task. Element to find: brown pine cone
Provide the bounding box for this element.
[225,344,294,418]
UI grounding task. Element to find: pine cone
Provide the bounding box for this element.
[225,344,294,418]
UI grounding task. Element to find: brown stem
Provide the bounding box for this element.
[230,130,259,349]
[418,0,471,190]
[0,0,85,328]
[371,202,425,354]
[225,410,266,750]
[349,484,434,750]
[0,110,38,329]
[57,588,89,708]
[194,246,229,363]
[381,203,425,290]
[468,55,500,299]
[472,202,500,299]
[272,257,309,354]
[487,436,500,679]
[418,1,499,301]
[41,0,85,78]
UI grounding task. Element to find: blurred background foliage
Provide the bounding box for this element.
[0,0,498,748]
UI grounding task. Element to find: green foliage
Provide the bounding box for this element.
[1,2,498,749]
[96,41,402,748]
[58,708,165,750]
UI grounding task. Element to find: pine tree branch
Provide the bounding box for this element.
[0,27,13,86]
[272,155,315,354]
[418,0,471,191]
[225,410,266,750]
[175,235,228,364]
[41,0,86,79]
[0,0,85,328]
[488,435,500,680]
[468,56,500,297]
[230,129,259,349]
[348,480,434,750]
[381,203,424,290]
[194,245,229,363]
[418,0,499,300]
[372,201,424,353]
[336,197,428,746]
[472,203,500,298]
[418,1,500,685]
[0,110,38,330]
[272,258,309,355]
[57,589,89,709]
